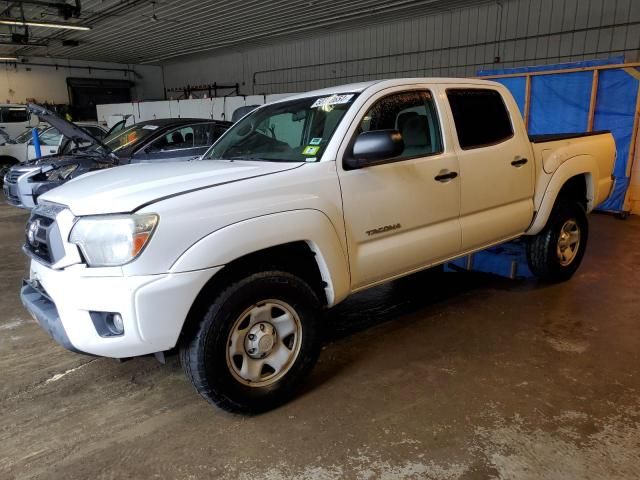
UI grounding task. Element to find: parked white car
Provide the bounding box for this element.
[0,104,41,138]
[0,123,108,164]
[21,78,615,413]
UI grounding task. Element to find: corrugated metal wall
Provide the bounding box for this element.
[162,0,640,96]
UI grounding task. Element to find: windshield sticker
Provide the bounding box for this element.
[302,146,320,156]
[142,125,159,130]
[309,137,322,145]
[311,94,354,108]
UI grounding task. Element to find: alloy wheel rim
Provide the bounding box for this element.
[557,219,581,266]
[226,299,302,387]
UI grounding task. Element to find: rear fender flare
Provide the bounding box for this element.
[527,155,597,235]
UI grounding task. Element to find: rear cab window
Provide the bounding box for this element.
[446,89,513,149]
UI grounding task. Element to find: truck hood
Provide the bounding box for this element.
[40,160,303,216]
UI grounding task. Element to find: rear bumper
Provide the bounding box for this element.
[23,260,222,358]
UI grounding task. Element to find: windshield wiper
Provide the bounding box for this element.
[224,155,270,161]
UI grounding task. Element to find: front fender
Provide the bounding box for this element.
[170,209,351,306]
[527,155,599,235]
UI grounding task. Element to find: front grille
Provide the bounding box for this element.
[6,169,24,184]
[24,214,55,264]
[23,206,65,266]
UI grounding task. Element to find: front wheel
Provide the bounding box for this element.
[180,271,322,413]
[526,200,589,282]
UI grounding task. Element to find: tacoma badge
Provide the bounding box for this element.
[366,223,402,236]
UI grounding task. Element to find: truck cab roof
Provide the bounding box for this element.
[280,77,503,103]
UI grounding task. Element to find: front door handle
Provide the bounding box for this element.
[511,157,528,167]
[434,170,458,182]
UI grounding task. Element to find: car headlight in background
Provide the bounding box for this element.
[45,164,79,181]
[69,213,158,267]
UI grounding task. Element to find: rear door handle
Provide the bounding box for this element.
[434,170,458,182]
[511,157,528,167]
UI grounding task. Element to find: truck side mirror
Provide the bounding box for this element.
[345,130,404,169]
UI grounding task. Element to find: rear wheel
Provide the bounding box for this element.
[526,199,588,282]
[180,271,321,413]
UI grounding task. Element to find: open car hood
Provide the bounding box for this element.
[27,104,111,153]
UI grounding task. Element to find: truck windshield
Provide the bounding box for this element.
[204,93,358,162]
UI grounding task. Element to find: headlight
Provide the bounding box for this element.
[45,164,78,181]
[69,213,158,267]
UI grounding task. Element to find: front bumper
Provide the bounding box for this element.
[20,279,85,354]
[3,180,26,208]
[22,260,222,358]
[3,172,37,210]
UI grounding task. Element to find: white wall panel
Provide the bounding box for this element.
[96,102,136,123]
[211,98,224,121]
[137,101,172,121]
[223,97,246,122]
[177,98,214,119]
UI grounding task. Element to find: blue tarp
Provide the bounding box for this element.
[594,69,638,211]
[477,56,625,76]
[479,56,638,213]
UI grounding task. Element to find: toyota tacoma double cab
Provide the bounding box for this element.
[20,78,615,413]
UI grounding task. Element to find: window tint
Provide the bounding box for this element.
[358,91,442,159]
[446,89,513,149]
[0,107,28,123]
[148,124,222,153]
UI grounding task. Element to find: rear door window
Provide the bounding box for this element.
[446,89,513,149]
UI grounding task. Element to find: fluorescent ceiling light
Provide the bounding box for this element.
[0,18,91,31]
[0,57,18,61]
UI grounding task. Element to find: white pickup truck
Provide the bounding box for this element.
[20,78,615,413]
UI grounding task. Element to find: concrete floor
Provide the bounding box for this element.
[1,202,640,480]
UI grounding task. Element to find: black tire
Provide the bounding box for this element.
[526,199,589,282]
[180,271,322,413]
